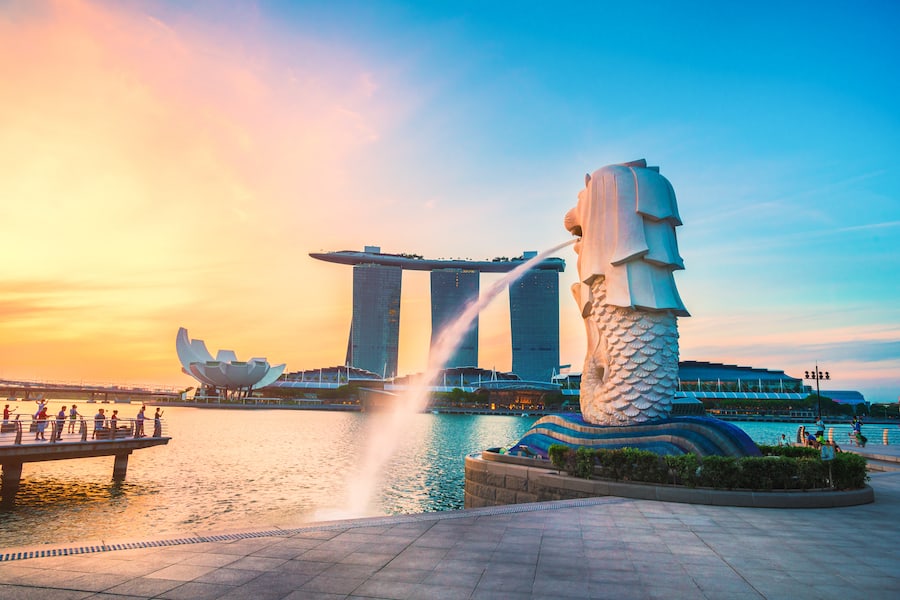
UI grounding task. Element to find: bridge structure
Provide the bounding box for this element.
[1,378,186,404]
[0,415,170,506]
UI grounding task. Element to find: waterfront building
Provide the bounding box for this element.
[553,360,867,417]
[348,253,402,377]
[509,253,560,382]
[310,246,565,380]
[430,268,479,368]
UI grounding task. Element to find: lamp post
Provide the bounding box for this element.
[804,364,830,419]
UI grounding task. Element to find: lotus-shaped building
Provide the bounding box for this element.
[176,328,286,398]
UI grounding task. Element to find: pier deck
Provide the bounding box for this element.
[0,420,169,506]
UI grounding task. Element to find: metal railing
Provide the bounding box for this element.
[0,415,167,446]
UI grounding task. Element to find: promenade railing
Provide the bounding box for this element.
[0,416,167,446]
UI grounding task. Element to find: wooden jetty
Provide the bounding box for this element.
[0,418,169,506]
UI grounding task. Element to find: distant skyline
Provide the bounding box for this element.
[1,1,898,403]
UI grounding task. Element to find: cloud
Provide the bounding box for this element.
[0,0,414,383]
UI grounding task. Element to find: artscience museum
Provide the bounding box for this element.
[176,327,286,400]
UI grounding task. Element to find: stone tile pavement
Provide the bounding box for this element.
[1,471,898,599]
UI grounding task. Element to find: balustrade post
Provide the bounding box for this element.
[80,419,87,441]
[14,421,22,445]
[884,429,889,445]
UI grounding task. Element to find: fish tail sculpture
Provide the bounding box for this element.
[565,159,689,426]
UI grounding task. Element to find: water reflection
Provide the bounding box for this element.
[0,407,536,548]
[5,405,890,550]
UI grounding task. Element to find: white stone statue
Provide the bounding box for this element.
[564,159,689,425]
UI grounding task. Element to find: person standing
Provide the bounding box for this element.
[3,404,13,425]
[153,408,163,437]
[110,410,119,438]
[135,406,146,438]
[853,416,866,447]
[815,416,825,438]
[68,405,81,434]
[55,406,67,440]
[35,406,48,440]
[93,408,105,439]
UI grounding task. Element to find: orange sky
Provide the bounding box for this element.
[2,1,897,402]
[0,0,574,388]
[0,0,403,386]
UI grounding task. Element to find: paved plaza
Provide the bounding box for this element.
[0,451,898,599]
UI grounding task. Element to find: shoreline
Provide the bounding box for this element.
[136,400,900,425]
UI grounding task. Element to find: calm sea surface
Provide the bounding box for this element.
[1,404,896,549]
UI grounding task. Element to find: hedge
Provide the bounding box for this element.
[546,444,869,491]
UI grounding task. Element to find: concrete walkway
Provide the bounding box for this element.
[1,471,898,599]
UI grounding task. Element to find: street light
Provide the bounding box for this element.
[804,364,830,419]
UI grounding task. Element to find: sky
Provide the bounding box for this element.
[1,0,898,403]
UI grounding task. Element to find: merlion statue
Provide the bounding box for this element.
[564,159,689,425]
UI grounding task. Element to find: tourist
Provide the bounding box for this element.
[135,406,146,438]
[853,417,867,447]
[55,406,67,440]
[815,416,825,438]
[68,405,81,434]
[110,410,119,437]
[35,406,48,441]
[805,430,819,449]
[153,408,163,437]
[34,398,47,416]
[779,433,790,446]
[2,404,13,425]
[93,408,106,439]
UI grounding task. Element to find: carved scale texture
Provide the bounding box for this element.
[580,277,679,425]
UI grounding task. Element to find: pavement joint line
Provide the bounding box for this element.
[0,496,627,563]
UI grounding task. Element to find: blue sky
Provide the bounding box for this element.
[2,0,898,402]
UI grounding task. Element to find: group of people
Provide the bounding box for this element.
[791,416,869,451]
[92,405,164,439]
[1,398,164,441]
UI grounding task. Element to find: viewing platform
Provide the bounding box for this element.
[0,416,170,507]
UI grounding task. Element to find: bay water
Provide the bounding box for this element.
[1,404,895,549]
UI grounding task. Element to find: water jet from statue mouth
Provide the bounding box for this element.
[339,239,576,517]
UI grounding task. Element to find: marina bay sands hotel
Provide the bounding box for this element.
[310,246,566,382]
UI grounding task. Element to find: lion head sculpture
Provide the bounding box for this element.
[564,159,689,425]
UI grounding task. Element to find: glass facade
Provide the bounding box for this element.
[430,269,479,368]
[347,263,402,378]
[509,268,560,382]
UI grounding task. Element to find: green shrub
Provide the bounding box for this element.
[575,447,596,478]
[830,453,869,489]
[621,448,669,483]
[546,444,868,491]
[758,444,819,459]
[595,449,630,480]
[737,457,771,490]
[795,458,829,489]
[697,455,740,489]
[548,444,571,473]
[665,454,700,487]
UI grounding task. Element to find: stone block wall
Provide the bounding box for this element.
[464,452,875,509]
[464,454,596,508]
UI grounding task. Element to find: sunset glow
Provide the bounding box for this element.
[2,1,898,403]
